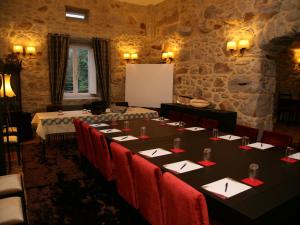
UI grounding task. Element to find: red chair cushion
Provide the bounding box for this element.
[182,113,200,125]
[199,118,219,130]
[161,172,210,225]
[261,131,292,148]
[110,142,137,208]
[81,122,96,166]
[132,155,163,225]
[73,119,86,157]
[90,128,114,181]
[166,110,182,121]
[234,124,258,143]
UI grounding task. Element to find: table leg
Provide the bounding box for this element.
[39,138,46,163]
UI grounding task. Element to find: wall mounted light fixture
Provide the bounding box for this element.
[13,45,36,57]
[162,52,174,63]
[123,53,138,63]
[226,39,250,56]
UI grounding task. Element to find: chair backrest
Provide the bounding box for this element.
[132,155,163,225]
[81,122,95,165]
[182,113,200,126]
[90,128,114,181]
[199,118,219,130]
[234,124,258,143]
[166,110,182,121]
[73,119,86,157]
[261,131,292,148]
[161,172,210,225]
[110,142,137,208]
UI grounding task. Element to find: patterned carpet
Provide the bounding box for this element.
[22,138,148,225]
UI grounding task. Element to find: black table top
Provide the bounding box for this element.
[92,119,300,225]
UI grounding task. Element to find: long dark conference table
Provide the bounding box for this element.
[91,118,300,225]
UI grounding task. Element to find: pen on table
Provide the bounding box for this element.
[180,163,187,170]
[261,143,263,147]
[121,136,128,140]
[225,182,228,192]
[229,135,231,140]
[152,149,158,155]
[106,129,111,132]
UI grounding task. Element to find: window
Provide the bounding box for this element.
[64,45,97,98]
[65,6,89,21]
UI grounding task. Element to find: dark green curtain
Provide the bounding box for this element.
[47,33,70,105]
[92,38,111,104]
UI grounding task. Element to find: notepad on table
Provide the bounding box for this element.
[138,148,172,158]
[185,127,205,131]
[112,135,138,142]
[288,152,300,160]
[152,118,169,121]
[166,122,180,126]
[99,128,122,134]
[163,160,203,174]
[219,135,241,141]
[247,142,274,150]
[90,123,109,128]
[202,177,251,199]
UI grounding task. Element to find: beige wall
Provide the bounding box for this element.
[1,0,300,130]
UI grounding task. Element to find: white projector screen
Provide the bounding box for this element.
[125,64,174,108]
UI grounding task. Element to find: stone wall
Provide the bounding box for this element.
[0,0,151,113]
[150,0,300,129]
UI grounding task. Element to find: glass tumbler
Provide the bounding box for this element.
[160,117,166,125]
[111,117,117,125]
[124,120,129,130]
[173,137,181,149]
[249,163,259,180]
[212,128,219,138]
[140,126,146,137]
[285,147,294,158]
[178,121,185,129]
[242,136,249,146]
[203,148,212,161]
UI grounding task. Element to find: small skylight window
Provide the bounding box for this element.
[65,6,88,21]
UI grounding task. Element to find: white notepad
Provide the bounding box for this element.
[166,122,180,126]
[219,135,241,141]
[247,142,274,150]
[163,160,203,174]
[99,128,122,134]
[112,135,138,142]
[90,123,109,128]
[202,177,251,199]
[185,127,205,131]
[138,148,172,158]
[288,152,300,160]
[152,118,169,121]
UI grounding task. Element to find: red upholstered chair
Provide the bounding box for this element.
[166,110,182,121]
[132,155,163,225]
[261,131,292,148]
[110,142,137,208]
[90,128,114,181]
[199,118,219,130]
[73,119,86,157]
[81,122,96,166]
[234,124,259,143]
[161,172,210,225]
[182,113,200,125]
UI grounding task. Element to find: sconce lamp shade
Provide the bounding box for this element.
[297,58,300,64]
[13,45,23,54]
[130,53,138,60]
[25,46,36,55]
[238,40,250,49]
[226,41,237,51]
[123,53,130,60]
[162,52,169,59]
[167,52,174,58]
[0,74,16,98]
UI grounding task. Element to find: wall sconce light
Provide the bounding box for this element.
[0,74,16,98]
[123,53,138,63]
[226,39,250,56]
[13,45,24,55]
[25,46,36,56]
[296,58,300,66]
[12,45,36,57]
[162,52,174,63]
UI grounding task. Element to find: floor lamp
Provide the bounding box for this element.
[0,73,16,171]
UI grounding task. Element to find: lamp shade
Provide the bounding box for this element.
[162,52,169,59]
[13,45,23,54]
[238,40,250,49]
[0,74,16,98]
[226,41,237,51]
[123,53,130,60]
[130,53,138,60]
[25,46,36,55]
[167,52,174,58]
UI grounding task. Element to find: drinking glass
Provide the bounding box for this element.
[178,121,185,129]
[159,117,166,125]
[82,108,88,114]
[212,128,218,138]
[285,146,295,158]
[111,117,117,125]
[203,148,212,161]
[242,136,249,146]
[249,163,259,180]
[140,126,146,137]
[58,110,63,115]
[173,137,181,149]
[124,120,129,130]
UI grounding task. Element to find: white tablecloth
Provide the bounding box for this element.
[31,108,158,139]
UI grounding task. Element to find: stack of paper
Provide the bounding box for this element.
[152,118,169,121]
[112,135,138,142]
[163,160,203,174]
[99,128,122,134]
[166,122,180,126]
[138,148,172,158]
[202,177,251,198]
[219,135,241,141]
[185,127,205,131]
[288,152,300,160]
[90,123,109,128]
[247,142,274,150]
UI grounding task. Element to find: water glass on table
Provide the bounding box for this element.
[242,136,249,146]
[285,146,295,158]
[249,163,259,180]
[140,126,147,137]
[173,137,181,149]
[124,120,129,130]
[111,117,118,125]
[212,128,218,138]
[203,148,212,161]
